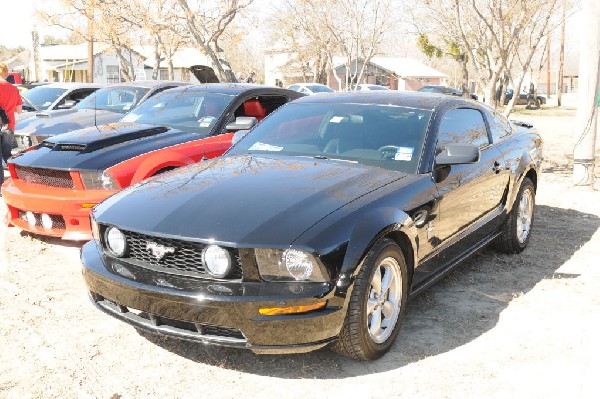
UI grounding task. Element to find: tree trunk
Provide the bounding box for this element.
[573,0,600,187]
[460,58,469,98]
[152,40,162,80]
[32,31,41,82]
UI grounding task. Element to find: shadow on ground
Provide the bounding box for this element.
[17,231,85,249]
[138,204,598,378]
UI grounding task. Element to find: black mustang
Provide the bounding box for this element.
[81,92,543,360]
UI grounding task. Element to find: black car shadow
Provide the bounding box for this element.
[137,205,599,378]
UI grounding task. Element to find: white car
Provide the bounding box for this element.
[287,83,334,95]
[355,84,390,91]
[18,82,103,122]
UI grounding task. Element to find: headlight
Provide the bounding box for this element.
[105,226,126,257]
[80,170,120,190]
[255,248,327,282]
[202,245,232,278]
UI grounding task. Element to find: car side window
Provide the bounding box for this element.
[64,89,97,105]
[487,112,513,143]
[436,108,489,152]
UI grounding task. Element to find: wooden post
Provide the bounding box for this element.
[557,0,566,106]
[573,0,600,186]
[547,36,551,98]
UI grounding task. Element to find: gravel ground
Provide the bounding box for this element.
[1,108,599,399]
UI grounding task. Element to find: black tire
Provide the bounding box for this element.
[332,238,408,360]
[495,177,536,254]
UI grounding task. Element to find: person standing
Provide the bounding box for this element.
[0,62,23,188]
[245,71,256,84]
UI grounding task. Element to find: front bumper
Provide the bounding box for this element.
[1,178,116,241]
[81,241,346,354]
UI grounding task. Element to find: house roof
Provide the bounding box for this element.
[370,57,447,78]
[133,46,210,69]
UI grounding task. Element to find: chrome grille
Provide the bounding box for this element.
[118,230,243,280]
[15,166,74,188]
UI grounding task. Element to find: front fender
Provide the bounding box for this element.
[342,207,415,276]
[129,151,196,184]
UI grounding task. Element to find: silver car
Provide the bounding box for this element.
[13,81,189,152]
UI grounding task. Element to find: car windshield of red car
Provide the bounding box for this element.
[120,91,235,134]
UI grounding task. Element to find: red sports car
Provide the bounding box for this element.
[2,84,302,240]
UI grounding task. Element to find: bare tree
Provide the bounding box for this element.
[270,0,392,90]
[269,0,336,85]
[39,0,142,81]
[176,0,254,83]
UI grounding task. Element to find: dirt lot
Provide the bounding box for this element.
[1,108,599,399]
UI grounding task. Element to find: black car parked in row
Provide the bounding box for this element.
[82,91,542,360]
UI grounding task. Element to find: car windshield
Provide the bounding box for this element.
[119,90,235,134]
[307,85,334,93]
[22,87,68,110]
[229,102,431,174]
[75,86,149,113]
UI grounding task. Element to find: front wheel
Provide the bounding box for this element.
[332,238,408,360]
[495,177,536,253]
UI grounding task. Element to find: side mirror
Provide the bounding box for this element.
[57,100,77,109]
[225,116,258,131]
[231,129,250,146]
[435,143,480,166]
[22,104,36,112]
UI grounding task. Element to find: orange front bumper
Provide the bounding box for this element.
[1,178,117,241]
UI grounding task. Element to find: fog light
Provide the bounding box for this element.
[259,301,327,316]
[202,245,232,278]
[25,211,36,226]
[105,227,126,257]
[284,249,314,280]
[40,214,53,229]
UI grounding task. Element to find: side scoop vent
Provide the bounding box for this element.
[56,144,87,152]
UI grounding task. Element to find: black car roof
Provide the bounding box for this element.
[105,81,189,89]
[291,91,456,109]
[173,83,297,96]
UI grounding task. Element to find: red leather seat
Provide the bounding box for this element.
[243,99,267,121]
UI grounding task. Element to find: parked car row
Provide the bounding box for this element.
[1,83,543,360]
[13,81,189,151]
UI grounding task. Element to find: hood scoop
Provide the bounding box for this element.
[41,141,87,152]
[47,123,171,153]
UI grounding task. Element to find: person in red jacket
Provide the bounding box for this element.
[0,63,23,189]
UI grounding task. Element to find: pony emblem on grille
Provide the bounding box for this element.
[146,242,175,260]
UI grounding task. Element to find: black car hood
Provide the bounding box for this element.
[10,123,199,171]
[94,155,409,247]
[15,109,122,138]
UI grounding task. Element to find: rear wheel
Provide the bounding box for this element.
[332,238,408,360]
[495,177,535,253]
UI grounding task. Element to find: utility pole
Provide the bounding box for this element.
[87,0,95,83]
[557,0,566,106]
[573,0,600,187]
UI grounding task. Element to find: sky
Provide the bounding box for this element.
[1,0,67,48]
